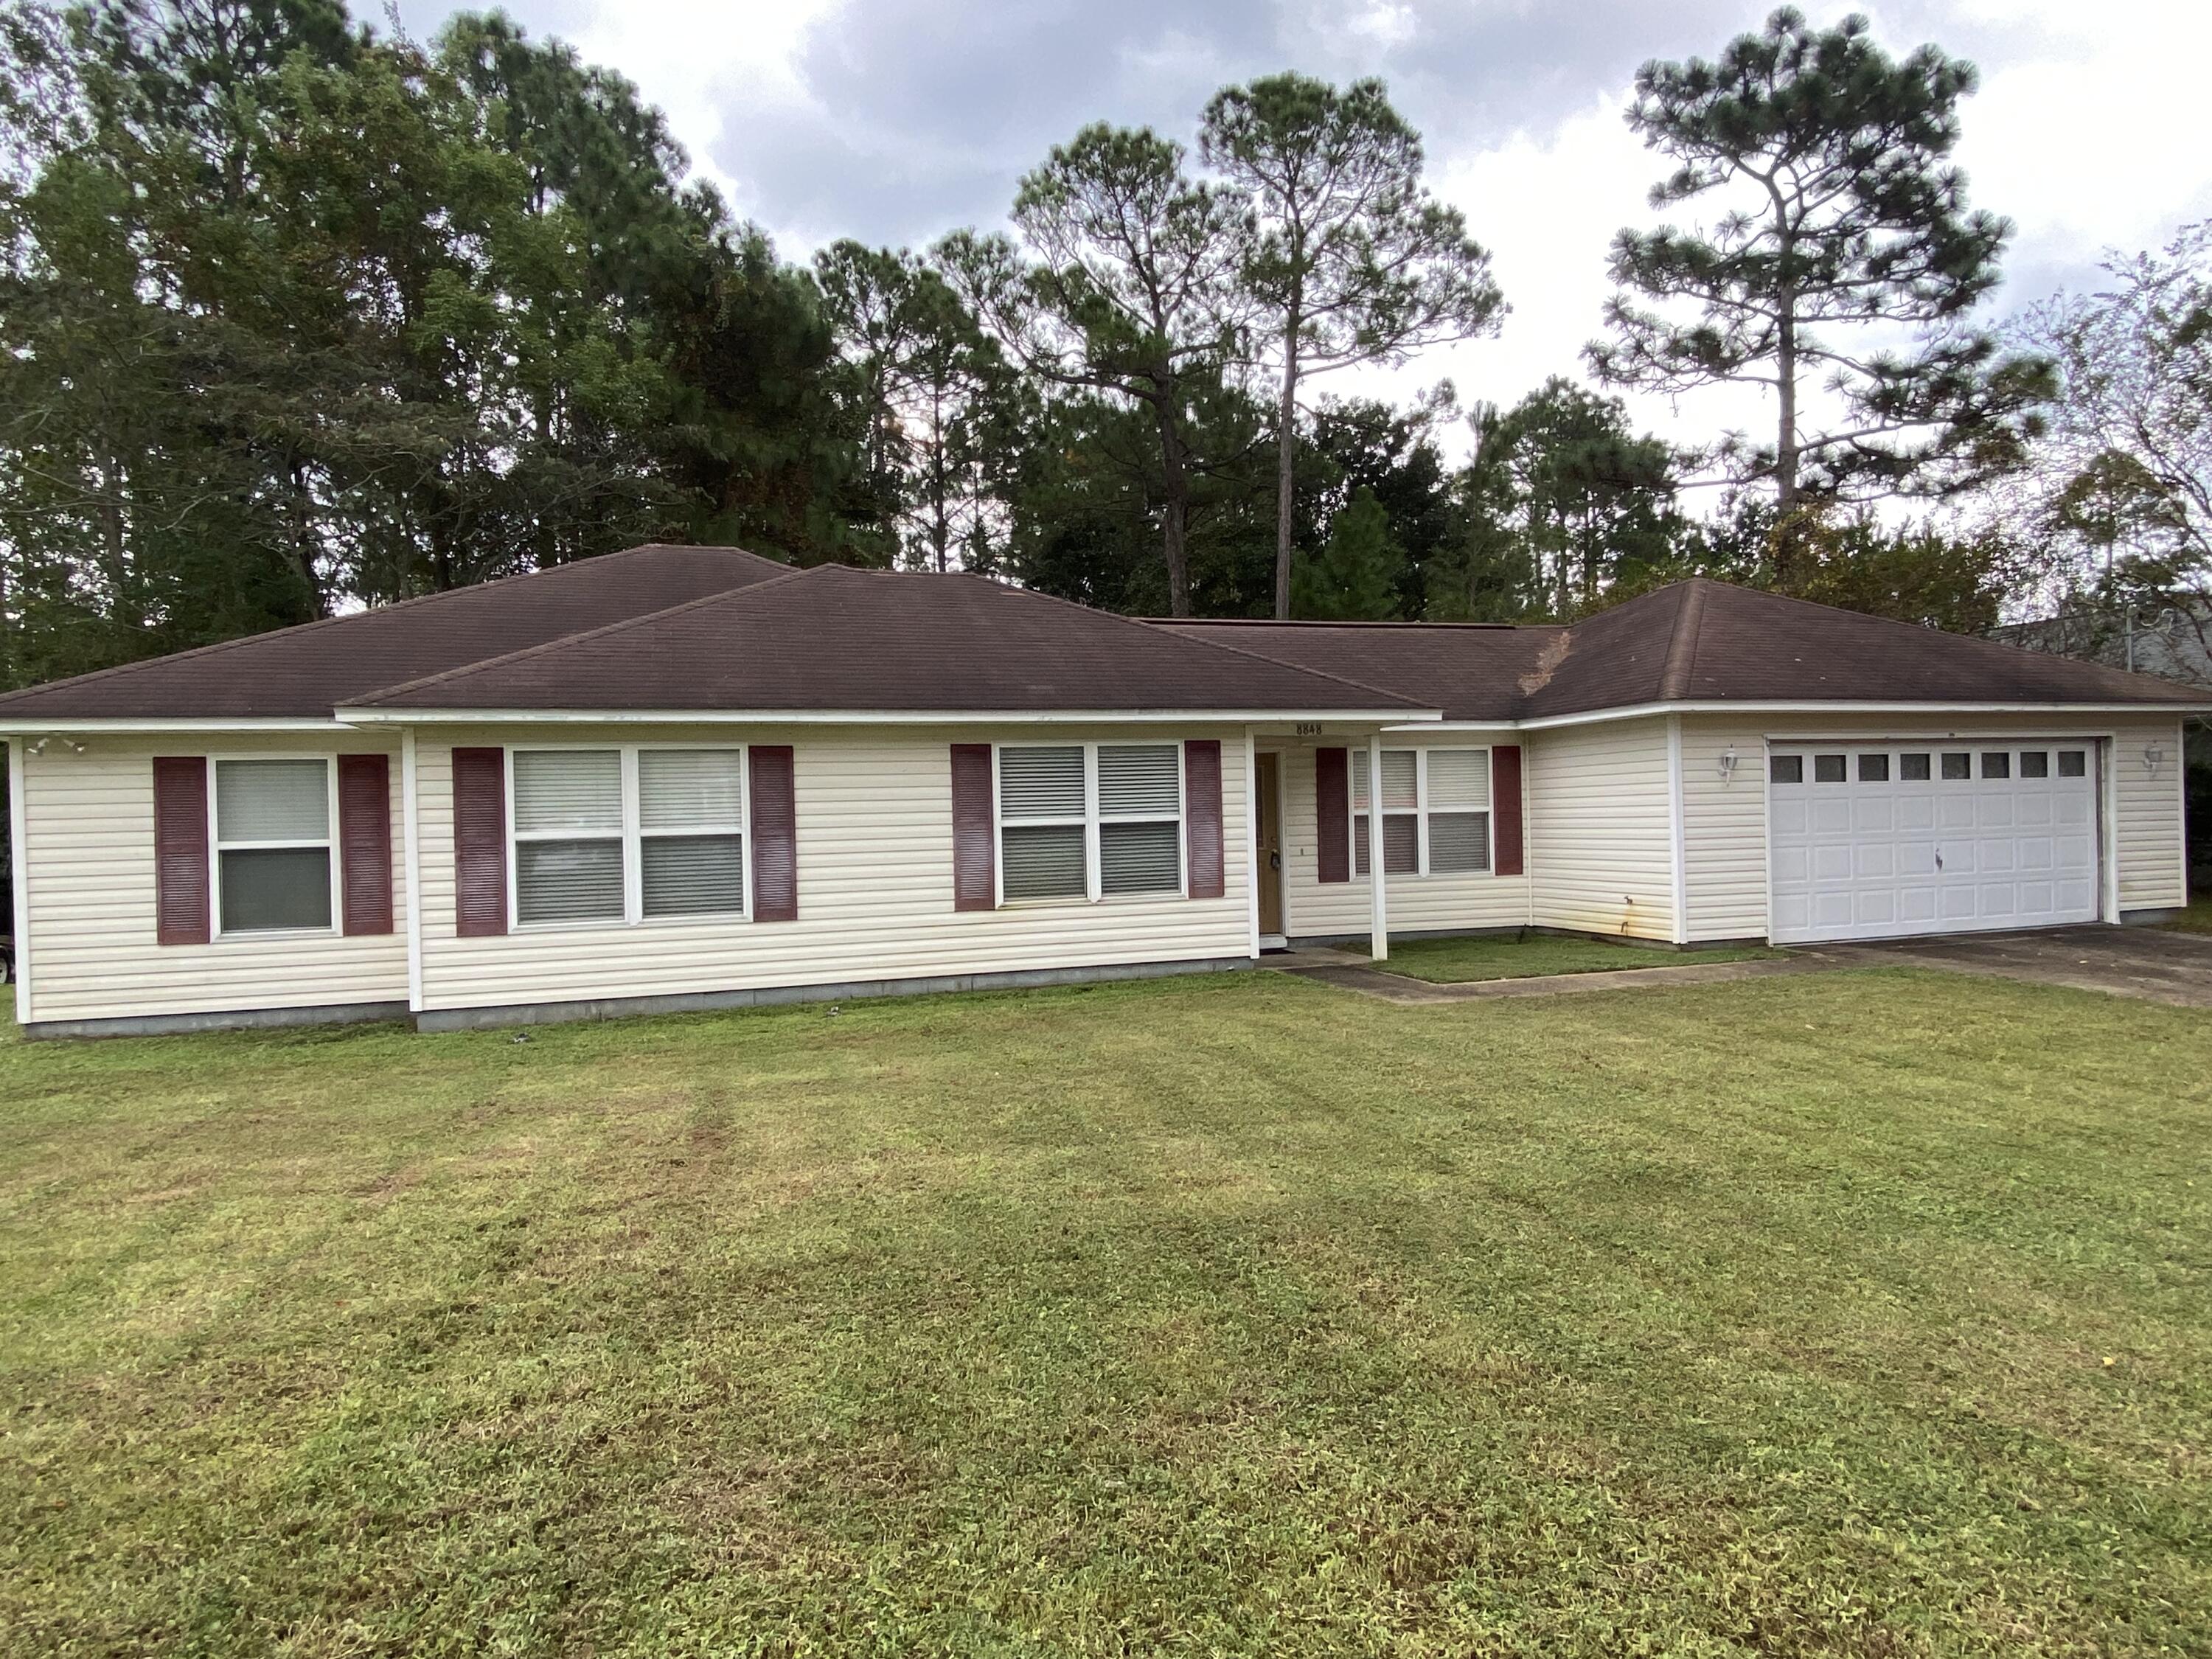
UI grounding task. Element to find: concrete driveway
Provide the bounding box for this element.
[1821,925,2212,1009]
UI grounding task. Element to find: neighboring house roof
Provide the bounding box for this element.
[344,563,1429,715]
[0,543,790,721]
[1160,579,2210,720]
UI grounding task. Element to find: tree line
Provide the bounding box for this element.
[1,0,2205,692]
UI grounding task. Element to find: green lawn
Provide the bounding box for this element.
[2166,894,2212,935]
[3,969,2208,1657]
[1378,929,1781,981]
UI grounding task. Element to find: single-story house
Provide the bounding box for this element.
[1,543,2200,1037]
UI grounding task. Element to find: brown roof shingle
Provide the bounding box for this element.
[347,565,1431,714]
[0,543,793,720]
[1161,579,2208,719]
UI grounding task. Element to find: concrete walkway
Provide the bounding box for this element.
[1264,925,2212,1008]
[1263,947,1841,1005]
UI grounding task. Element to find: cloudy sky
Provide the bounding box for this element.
[393,0,2211,455]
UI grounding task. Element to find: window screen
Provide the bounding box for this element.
[1097,744,1180,895]
[1425,750,1491,873]
[215,759,333,931]
[639,750,745,917]
[514,750,624,924]
[998,745,1090,900]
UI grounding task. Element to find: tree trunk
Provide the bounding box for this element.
[1155,401,1193,617]
[1273,319,1301,619]
[1775,301,1801,578]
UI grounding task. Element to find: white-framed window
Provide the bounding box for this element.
[509,745,748,928]
[996,742,1183,903]
[1353,747,1492,878]
[213,757,340,934]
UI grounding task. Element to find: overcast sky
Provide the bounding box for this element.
[393,0,2211,457]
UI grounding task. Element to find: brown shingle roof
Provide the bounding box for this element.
[347,565,1432,714]
[0,543,792,720]
[1161,579,2209,719]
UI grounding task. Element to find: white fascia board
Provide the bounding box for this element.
[1514,699,2212,730]
[333,706,1444,727]
[0,717,347,735]
[1380,720,1520,734]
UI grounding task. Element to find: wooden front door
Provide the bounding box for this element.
[1256,751,1284,937]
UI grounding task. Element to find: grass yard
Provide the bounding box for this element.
[3,967,2208,1658]
[1378,930,1781,982]
[2166,895,2212,935]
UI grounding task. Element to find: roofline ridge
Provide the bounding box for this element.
[0,542,788,712]
[977,581,1433,709]
[347,562,827,706]
[1672,575,2202,697]
[1657,579,1709,701]
[1147,617,1540,632]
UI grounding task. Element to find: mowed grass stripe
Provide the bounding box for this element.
[1,967,2206,1655]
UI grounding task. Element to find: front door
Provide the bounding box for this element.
[1256,751,1284,937]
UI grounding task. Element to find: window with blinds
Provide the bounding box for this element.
[999,744,1087,900]
[214,757,334,932]
[1351,747,1492,879]
[509,745,749,927]
[639,749,745,917]
[1352,750,1419,877]
[513,749,624,924]
[1098,743,1181,895]
[996,741,1184,902]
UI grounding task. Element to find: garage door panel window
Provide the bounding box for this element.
[512,746,748,928]
[1981,752,2011,779]
[1900,753,1931,781]
[1942,753,1972,780]
[2020,750,2049,778]
[2059,750,2087,778]
[1353,748,1492,878]
[1815,754,1847,782]
[214,758,335,933]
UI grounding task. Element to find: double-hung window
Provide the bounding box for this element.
[997,742,1183,902]
[510,746,746,927]
[1353,747,1493,877]
[214,758,337,933]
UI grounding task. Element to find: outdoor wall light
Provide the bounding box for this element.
[2144,742,2167,779]
[1716,748,1740,782]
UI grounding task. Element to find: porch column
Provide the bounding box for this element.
[1367,734,1388,961]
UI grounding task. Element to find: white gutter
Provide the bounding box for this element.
[0,717,349,736]
[1513,698,2212,730]
[333,706,1442,727]
[9,737,29,1026]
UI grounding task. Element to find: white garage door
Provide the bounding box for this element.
[1767,742,2100,944]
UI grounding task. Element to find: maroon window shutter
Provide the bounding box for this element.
[950,743,996,911]
[153,757,211,945]
[1315,747,1350,884]
[338,754,394,936]
[451,746,508,937]
[749,745,798,922]
[1184,740,1225,899]
[1492,744,1525,877]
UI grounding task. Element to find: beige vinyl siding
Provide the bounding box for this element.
[1677,712,2189,939]
[1271,742,1533,942]
[413,725,1251,1013]
[18,734,408,1023]
[1526,717,1676,941]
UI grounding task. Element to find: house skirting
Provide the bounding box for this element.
[412,956,1254,1032]
[22,1001,412,1041]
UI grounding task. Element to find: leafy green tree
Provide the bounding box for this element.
[1587,7,2049,543]
[1291,487,1405,619]
[942,124,1247,615]
[1200,74,1503,618]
